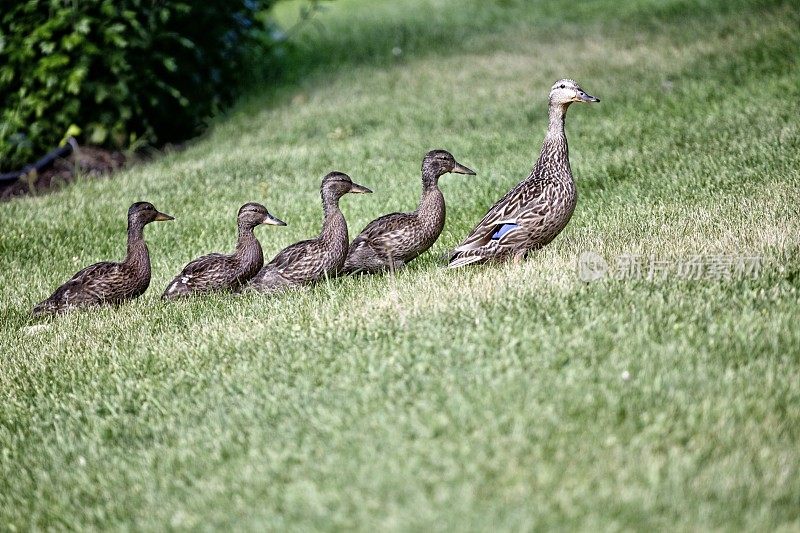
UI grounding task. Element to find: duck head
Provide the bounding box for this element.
[129,202,174,226]
[321,171,372,201]
[238,202,286,228]
[549,79,599,106]
[422,150,476,179]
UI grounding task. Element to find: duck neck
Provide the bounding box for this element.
[235,223,262,261]
[236,223,258,255]
[321,191,348,245]
[421,168,442,193]
[125,220,150,271]
[417,171,445,217]
[537,102,571,177]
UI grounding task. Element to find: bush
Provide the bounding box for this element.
[0,0,284,171]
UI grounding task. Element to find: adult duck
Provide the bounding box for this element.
[448,79,599,267]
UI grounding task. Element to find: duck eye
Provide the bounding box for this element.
[560,84,565,89]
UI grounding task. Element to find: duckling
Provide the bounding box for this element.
[448,79,599,267]
[247,172,372,292]
[32,202,173,315]
[162,203,286,300]
[342,149,475,274]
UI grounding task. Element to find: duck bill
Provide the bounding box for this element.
[154,211,175,221]
[452,161,476,175]
[578,92,600,103]
[264,213,287,226]
[349,182,373,194]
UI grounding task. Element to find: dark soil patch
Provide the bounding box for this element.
[1,146,126,201]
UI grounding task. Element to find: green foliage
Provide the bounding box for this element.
[0,0,284,170]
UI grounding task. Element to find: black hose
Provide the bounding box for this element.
[0,138,77,185]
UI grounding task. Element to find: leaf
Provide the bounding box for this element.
[163,57,177,72]
[75,18,91,35]
[89,124,108,144]
[60,124,82,146]
[66,67,87,94]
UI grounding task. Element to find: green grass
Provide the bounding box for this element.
[2,0,800,529]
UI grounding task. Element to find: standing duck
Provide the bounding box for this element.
[32,202,173,315]
[247,172,372,292]
[162,203,286,300]
[448,79,599,267]
[341,149,475,275]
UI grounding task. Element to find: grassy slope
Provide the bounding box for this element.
[1,0,800,529]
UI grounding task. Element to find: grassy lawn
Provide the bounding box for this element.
[2,0,799,529]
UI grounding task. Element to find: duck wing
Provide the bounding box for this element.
[453,178,547,253]
[34,260,132,314]
[163,253,240,298]
[264,238,332,285]
[351,212,418,255]
[342,212,416,274]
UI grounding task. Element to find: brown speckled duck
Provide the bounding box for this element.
[448,79,599,267]
[162,203,286,300]
[32,202,173,316]
[342,149,475,274]
[247,172,372,292]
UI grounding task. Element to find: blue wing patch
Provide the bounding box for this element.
[491,223,519,240]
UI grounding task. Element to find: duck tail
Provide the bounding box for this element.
[447,251,487,269]
[31,299,57,317]
[162,277,190,300]
[339,257,357,276]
